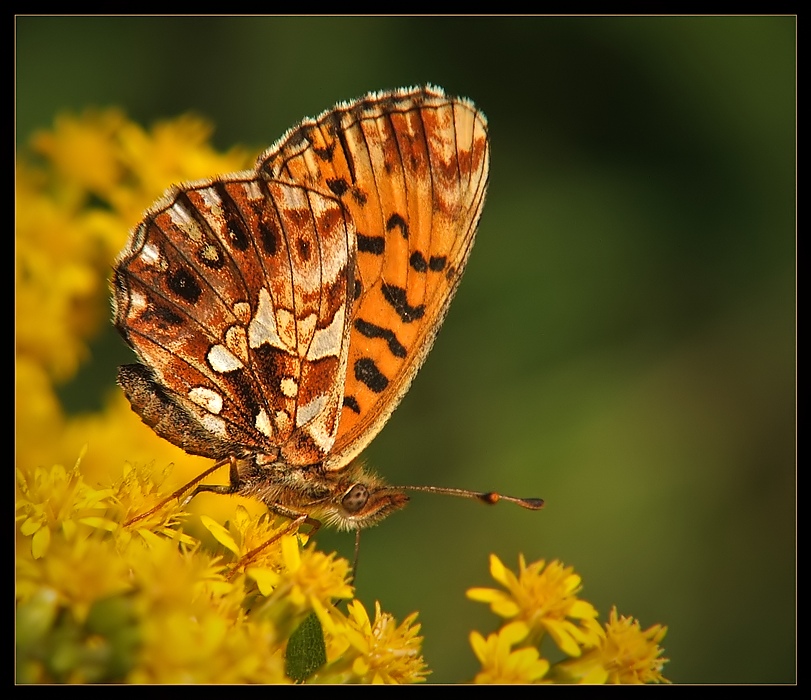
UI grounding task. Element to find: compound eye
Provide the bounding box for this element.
[342,483,369,513]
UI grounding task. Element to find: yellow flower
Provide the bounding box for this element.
[114,113,250,205]
[254,537,354,640]
[130,609,289,685]
[281,538,354,609]
[467,555,601,657]
[123,538,289,683]
[125,531,233,609]
[113,461,195,548]
[31,109,128,198]
[15,162,104,381]
[313,600,429,684]
[16,534,132,623]
[554,606,670,684]
[15,459,324,683]
[470,621,550,684]
[16,459,117,559]
[200,506,302,594]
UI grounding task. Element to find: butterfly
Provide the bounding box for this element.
[113,85,542,535]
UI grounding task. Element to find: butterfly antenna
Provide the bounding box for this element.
[400,485,544,510]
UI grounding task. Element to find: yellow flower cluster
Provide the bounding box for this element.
[467,554,670,684]
[16,460,428,683]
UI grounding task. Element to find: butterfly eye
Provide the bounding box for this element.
[341,483,369,513]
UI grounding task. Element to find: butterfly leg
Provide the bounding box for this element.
[180,455,243,505]
[124,455,237,526]
[226,507,321,581]
[263,503,322,539]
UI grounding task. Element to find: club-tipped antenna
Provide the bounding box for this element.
[399,485,544,510]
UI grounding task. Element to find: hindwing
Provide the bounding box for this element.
[113,177,355,466]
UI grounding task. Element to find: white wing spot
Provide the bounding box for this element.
[275,409,292,434]
[198,412,227,438]
[276,308,297,351]
[309,197,350,284]
[296,313,318,357]
[208,344,244,373]
[296,393,328,428]
[188,387,223,415]
[129,289,148,313]
[280,376,298,398]
[169,202,204,243]
[255,409,273,439]
[241,180,263,200]
[200,243,220,264]
[307,304,345,361]
[301,394,340,452]
[249,287,288,351]
[199,186,223,209]
[304,420,336,452]
[140,242,161,266]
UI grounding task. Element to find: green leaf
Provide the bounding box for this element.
[285,612,327,682]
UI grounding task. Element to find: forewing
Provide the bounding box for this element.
[258,85,490,469]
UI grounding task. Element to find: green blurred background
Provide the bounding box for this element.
[16,16,795,683]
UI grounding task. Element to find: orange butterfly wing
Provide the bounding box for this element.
[258,85,490,470]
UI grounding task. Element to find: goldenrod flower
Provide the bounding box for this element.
[467,554,601,657]
[313,600,429,684]
[122,538,285,684]
[113,461,195,546]
[200,506,293,585]
[467,556,670,685]
[253,537,354,640]
[15,161,105,381]
[31,109,128,200]
[16,459,116,560]
[14,459,405,683]
[470,621,550,684]
[553,606,670,684]
[17,535,132,623]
